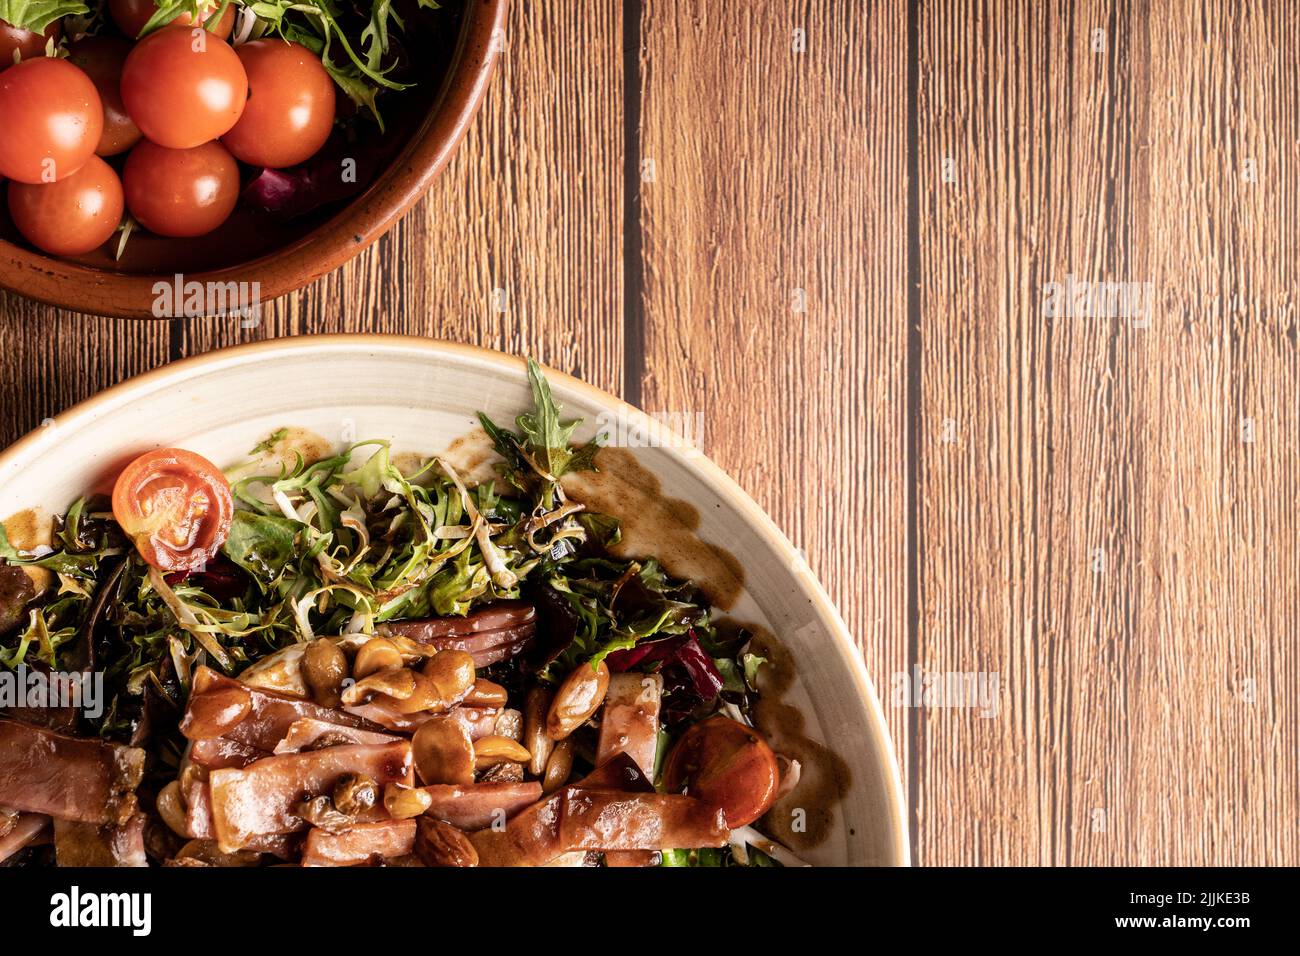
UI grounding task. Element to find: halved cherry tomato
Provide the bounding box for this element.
[663,715,780,828]
[0,18,60,68]
[112,448,233,572]
[108,0,235,40]
[120,25,246,149]
[7,155,123,255]
[67,36,142,157]
[221,39,336,169]
[123,139,239,237]
[0,57,103,184]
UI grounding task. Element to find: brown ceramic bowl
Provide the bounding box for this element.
[0,0,507,318]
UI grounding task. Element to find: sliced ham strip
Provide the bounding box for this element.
[421,781,543,831]
[273,718,399,754]
[188,736,269,770]
[603,850,659,867]
[183,780,216,840]
[208,741,412,851]
[595,672,662,776]
[53,814,147,867]
[471,788,727,867]
[0,812,49,863]
[346,700,499,739]
[0,719,144,825]
[301,819,417,867]
[180,782,297,857]
[381,601,536,666]
[182,666,380,752]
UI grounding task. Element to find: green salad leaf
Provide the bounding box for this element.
[0,0,88,35]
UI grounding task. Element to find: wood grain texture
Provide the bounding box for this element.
[634,0,911,847]
[916,0,1299,865]
[179,0,627,394]
[0,0,1295,866]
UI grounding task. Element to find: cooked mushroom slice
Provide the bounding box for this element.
[473,735,531,770]
[523,687,553,776]
[352,637,404,679]
[546,660,610,740]
[465,679,510,709]
[383,784,433,820]
[294,796,357,833]
[420,650,476,705]
[542,739,575,794]
[341,666,418,707]
[332,773,379,816]
[156,780,189,838]
[302,638,349,707]
[411,715,475,786]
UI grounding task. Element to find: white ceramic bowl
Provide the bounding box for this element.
[0,336,907,866]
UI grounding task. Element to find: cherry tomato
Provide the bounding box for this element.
[112,448,233,573]
[120,25,246,149]
[108,0,235,40]
[0,57,103,184]
[67,37,142,157]
[7,155,123,255]
[663,716,780,828]
[0,18,60,68]
[221,39,335,168]
[123,139,239,237]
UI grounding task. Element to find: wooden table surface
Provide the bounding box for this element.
[0,1,1294,866]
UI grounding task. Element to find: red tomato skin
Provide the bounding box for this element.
[7,155,123,255]
[0,57,103,184]
[663,716,781,828]
[123,139,240,237]
[112,448,234,573]
[0,18,60,68]
[109,0,235,40]
[67,37,143,157]
[221,40,336,169]
[120,26,247,149]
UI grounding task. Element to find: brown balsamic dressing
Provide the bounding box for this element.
[2,507,53,591]
[561,447,746,611]
[713,618,851,850]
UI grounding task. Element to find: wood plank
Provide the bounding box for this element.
[181,0,627,394]
[636,0,911,843]
[0,293,170,447]
[916,0,1299,865]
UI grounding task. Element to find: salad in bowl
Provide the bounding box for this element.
[0,360,820,867]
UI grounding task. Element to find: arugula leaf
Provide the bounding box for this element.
[516,358,590,479]
[222,511,301,587]
[0,0,88,35]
